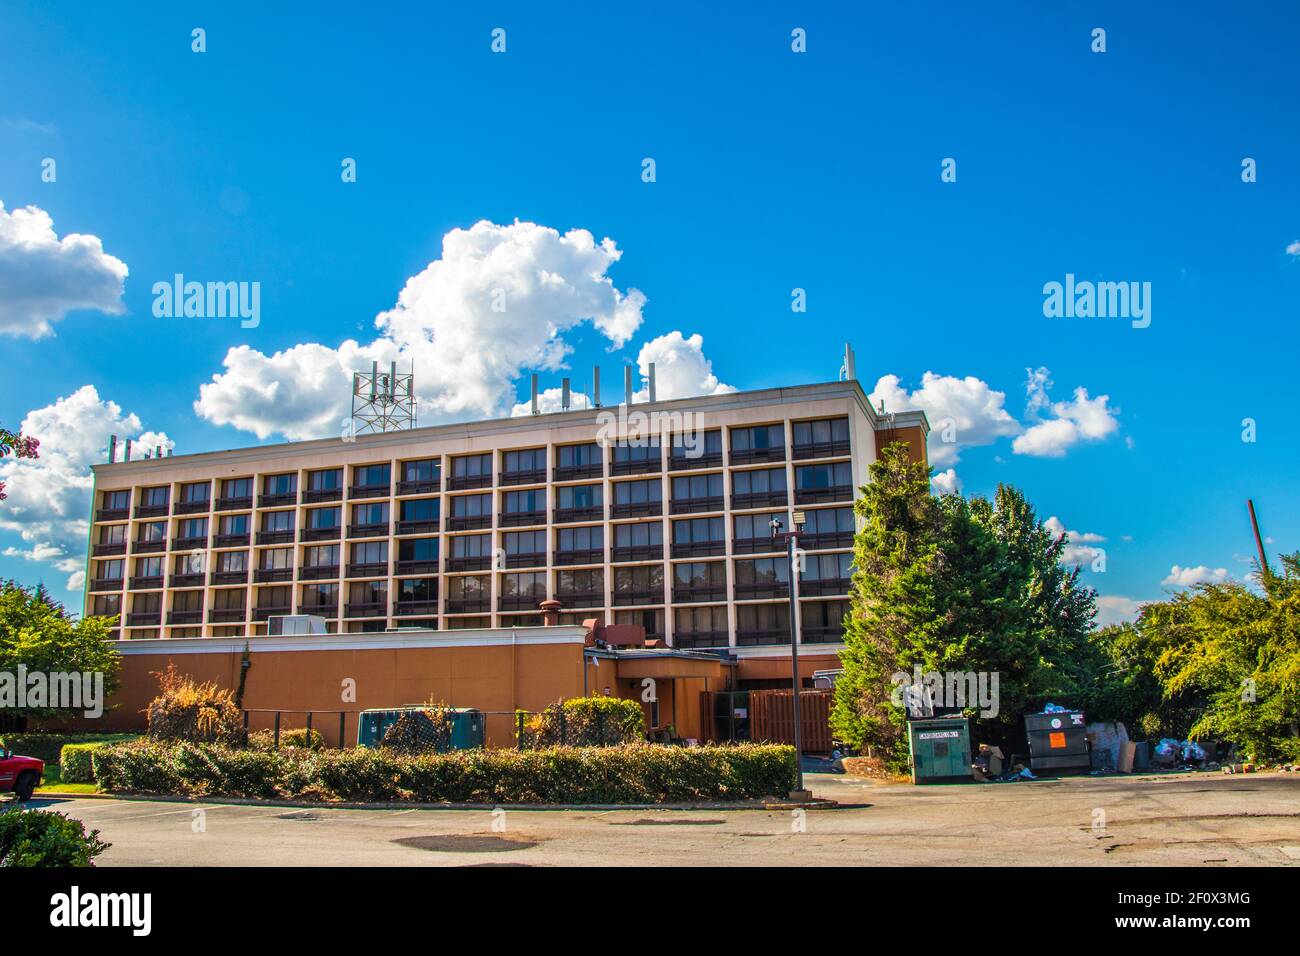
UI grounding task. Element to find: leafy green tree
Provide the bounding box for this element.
[0,580,121,730]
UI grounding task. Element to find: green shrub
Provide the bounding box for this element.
[518,696,646,747]
[0,732,139,766]
[58,742,110,783]
[247,727,326,751]
[0,808,110,867]
[92,740,796,804]
[145,663,243,745]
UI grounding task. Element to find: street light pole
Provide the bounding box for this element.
[772,514,807,798]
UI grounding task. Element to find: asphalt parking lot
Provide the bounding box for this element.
[36,771,1300,866]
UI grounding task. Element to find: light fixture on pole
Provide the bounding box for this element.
[771,510,810,800]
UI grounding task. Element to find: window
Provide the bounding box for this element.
[672,473,723,500]
[451,453,491,478]
[221,478,253,499]
[451,493,490,517]
[614,522,660,548]
[260,548,293,570]
[308,506,341,528]
[801,600,848,639]
[174,553,204,575]
[803,507,854,535]
[731,424,784,453]
[396,578,437,602]
[734,557,790,588]
[213,589,245,610]
[307,469,342,491]
[671,430,722,460]
[674,605,727,635]
[263,473,297,496]
[102,490,130,510]
[804,552,853,581]
[557,526,603,551]
[450,534,491,558]
[672,517,725,544]
[736,603,790,643]
[397,538,438,562]
[216,551,247,572]
[302,583,339,607]
[556,568,602,596]
[135,556,164,577]
[353,463,391,488]
[219,513,249,534]
[795,462,852,491]
[399,498,439,521]
[502,489,545,513]
[731,468,787,496]
[350,541,387,565]
[262,510,294,532]
[733,512,784,543]
[503,448,545,473]
[402,459,439,483]
[792,417,850,453]
[613,479,661,504]
[348,581,386,604]
[137,521,166,542]
[178,517,208,539]
[616,607,664,640]
[351,501,389,525]
[180,481,210,504]
[97,559,124,580]
[673,561,726,591]
[556,484,602,509]
[555,443,600,467]
[132,592,162,613]
[140,486,169,507]
[503,530,546,555]
[502,572,546,599]
[448,575,489,601]
[172,590,203,612]
[614,565,662,594]
[611,437,660,465]
[304,545,339,567]
[99,524,127,544]
[92,594,121,616]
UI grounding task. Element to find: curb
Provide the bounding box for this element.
[34,791,847,812]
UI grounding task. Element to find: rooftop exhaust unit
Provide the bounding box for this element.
[350,361,417,435]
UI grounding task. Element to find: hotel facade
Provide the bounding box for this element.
[81,378,927,737]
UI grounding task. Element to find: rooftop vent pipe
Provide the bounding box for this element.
[647,363,657,403]
[561,378,571,411]
[624,366,634,404]
[124,438,133,462]
[108,435,117,464]
[530,373,539,415]
[593,367,601,408]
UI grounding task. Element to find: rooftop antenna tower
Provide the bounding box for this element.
[351,361,417,435]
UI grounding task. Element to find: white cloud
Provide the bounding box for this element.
[931,467,963,495]
[0,385,171,595]
[1162,565,1229,587]
[1044,515,1107,568]
[1013,368,1120,457]
[1286,240,1300,257]
[1095,595,1144,628]
[195,220,647,439]
[0,201,128,338]
[632,331,734,402]
[868,372,1020,466]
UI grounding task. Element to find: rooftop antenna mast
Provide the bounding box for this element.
[351,361,417,435]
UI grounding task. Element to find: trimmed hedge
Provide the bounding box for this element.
[59,742,110,783]
[0,732,139,766]
[0,808,110,867]
[92,740,796,804]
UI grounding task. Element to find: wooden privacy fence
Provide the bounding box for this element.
[748,689,835,753]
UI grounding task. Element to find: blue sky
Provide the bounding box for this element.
[0,1,1296,622]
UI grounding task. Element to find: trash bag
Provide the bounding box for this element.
[1155,738,1181,758]
[1181,740,1206,762]
[1042,703,1068,713]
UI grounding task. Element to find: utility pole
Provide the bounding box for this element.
[1247,499,1269,578]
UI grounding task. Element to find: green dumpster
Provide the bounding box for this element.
[357,707,486,751]
[907,718,973,784]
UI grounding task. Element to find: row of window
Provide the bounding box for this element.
[96,418,853,516]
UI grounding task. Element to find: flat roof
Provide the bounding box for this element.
[92,378,929,477]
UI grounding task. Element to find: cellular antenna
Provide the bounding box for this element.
[351,362,417,435]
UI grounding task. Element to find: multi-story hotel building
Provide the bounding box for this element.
[83,378,927,691]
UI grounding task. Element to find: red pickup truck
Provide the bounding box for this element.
[0,749,44,801]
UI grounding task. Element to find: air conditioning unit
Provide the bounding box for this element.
[267,614,327,636]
